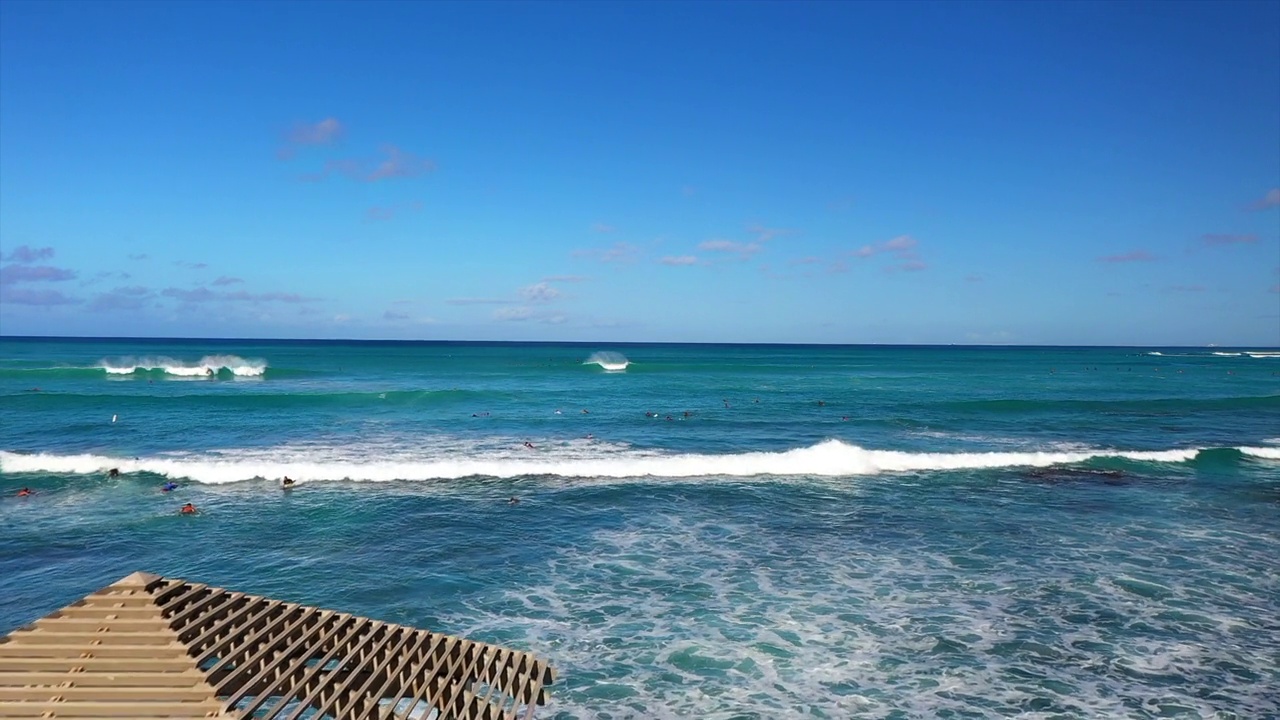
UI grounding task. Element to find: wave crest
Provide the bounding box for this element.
[584,351,630,372]
[98,355,267,377]
[0,439,1213,485]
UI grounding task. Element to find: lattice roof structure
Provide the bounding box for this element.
[0,572,555,719]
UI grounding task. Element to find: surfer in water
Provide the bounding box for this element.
[161,482,178,493]
[108,468,120,478]
[17,488,34,497]
[179,503,199,515]
[282,476,296,489]
[523,441,535,450]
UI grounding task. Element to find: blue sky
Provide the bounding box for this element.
[1,1,1277,345]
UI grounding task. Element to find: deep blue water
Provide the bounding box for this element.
[1,338,1278,718]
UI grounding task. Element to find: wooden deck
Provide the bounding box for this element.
[0,572,555,719]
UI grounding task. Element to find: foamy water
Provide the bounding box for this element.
[0,439,1214,484]
[584,351,631,372]
[98,354,267,376]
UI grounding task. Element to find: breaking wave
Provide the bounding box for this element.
[97,355,267,377]
[0,439,1228,485]
[583,351,630,372]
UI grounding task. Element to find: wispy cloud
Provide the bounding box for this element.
[368,146,434,181]
[174,261,208,270]
[746,224,793,243]
[518,282,561,303]
[591,223,616,234]
[848,234,926,272]
[366,200,423,222]
[1247,188,1280,211]
[302,145,435,183]
[965,274,984,283]
[660,255,699,266]
[211,276,243,286]
[89,286,154,312]
[681,185,697,198]
[161,287,317,303]
[493,306,534,321]
[383,310,410,321]
[277,118,344,160]
[0,287,81,306]
[127,253,149,261]
[1167,284,1206,293]
[573,242,639,264]
[1098,250,1157,263]
[698,239,763,259]
[79,271,131,288]
[542,274,588,283]
[1201,233,1258,246]
[3,246,54,263]
[0,264,77,285]
[445,297,515,306]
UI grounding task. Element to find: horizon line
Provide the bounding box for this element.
[1,334,1276,349]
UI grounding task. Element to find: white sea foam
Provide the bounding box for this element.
[1239,446,1280,460]
[583,351,630,372]
[1211,351,1242,357]
[97,355,267,377]
[0,439,1204,485]
[447,511,1280,718]
[1246,351,1280,358]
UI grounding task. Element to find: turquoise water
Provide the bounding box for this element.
[1,338,1277,718]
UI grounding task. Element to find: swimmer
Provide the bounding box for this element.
[554,409,562,415]
[508,496,520,505]
[17,487,34,497]
[665,415,673,421]
[161,482,178,493]
[179,503,198,515]
[523,441,535,449]
[108,468,120,478]
[585,433,594,439]
[817,400,825,406]
[282,476,296,488]
[842,416,849,421]
[582,409,590,414]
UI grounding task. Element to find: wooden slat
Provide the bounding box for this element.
[1,572,555,720]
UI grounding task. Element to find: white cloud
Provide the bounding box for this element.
[494,306,534,321]
[519,282,561,303]
[660,255,699,266]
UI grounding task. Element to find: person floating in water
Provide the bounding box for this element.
[179,503,198,515]
[108,468,120,478]
[17,487,34,497]
[282,476,296,488]
[508,496,520,505]
[161,482,178,493]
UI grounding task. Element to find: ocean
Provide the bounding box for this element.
[1,338,1277,719]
